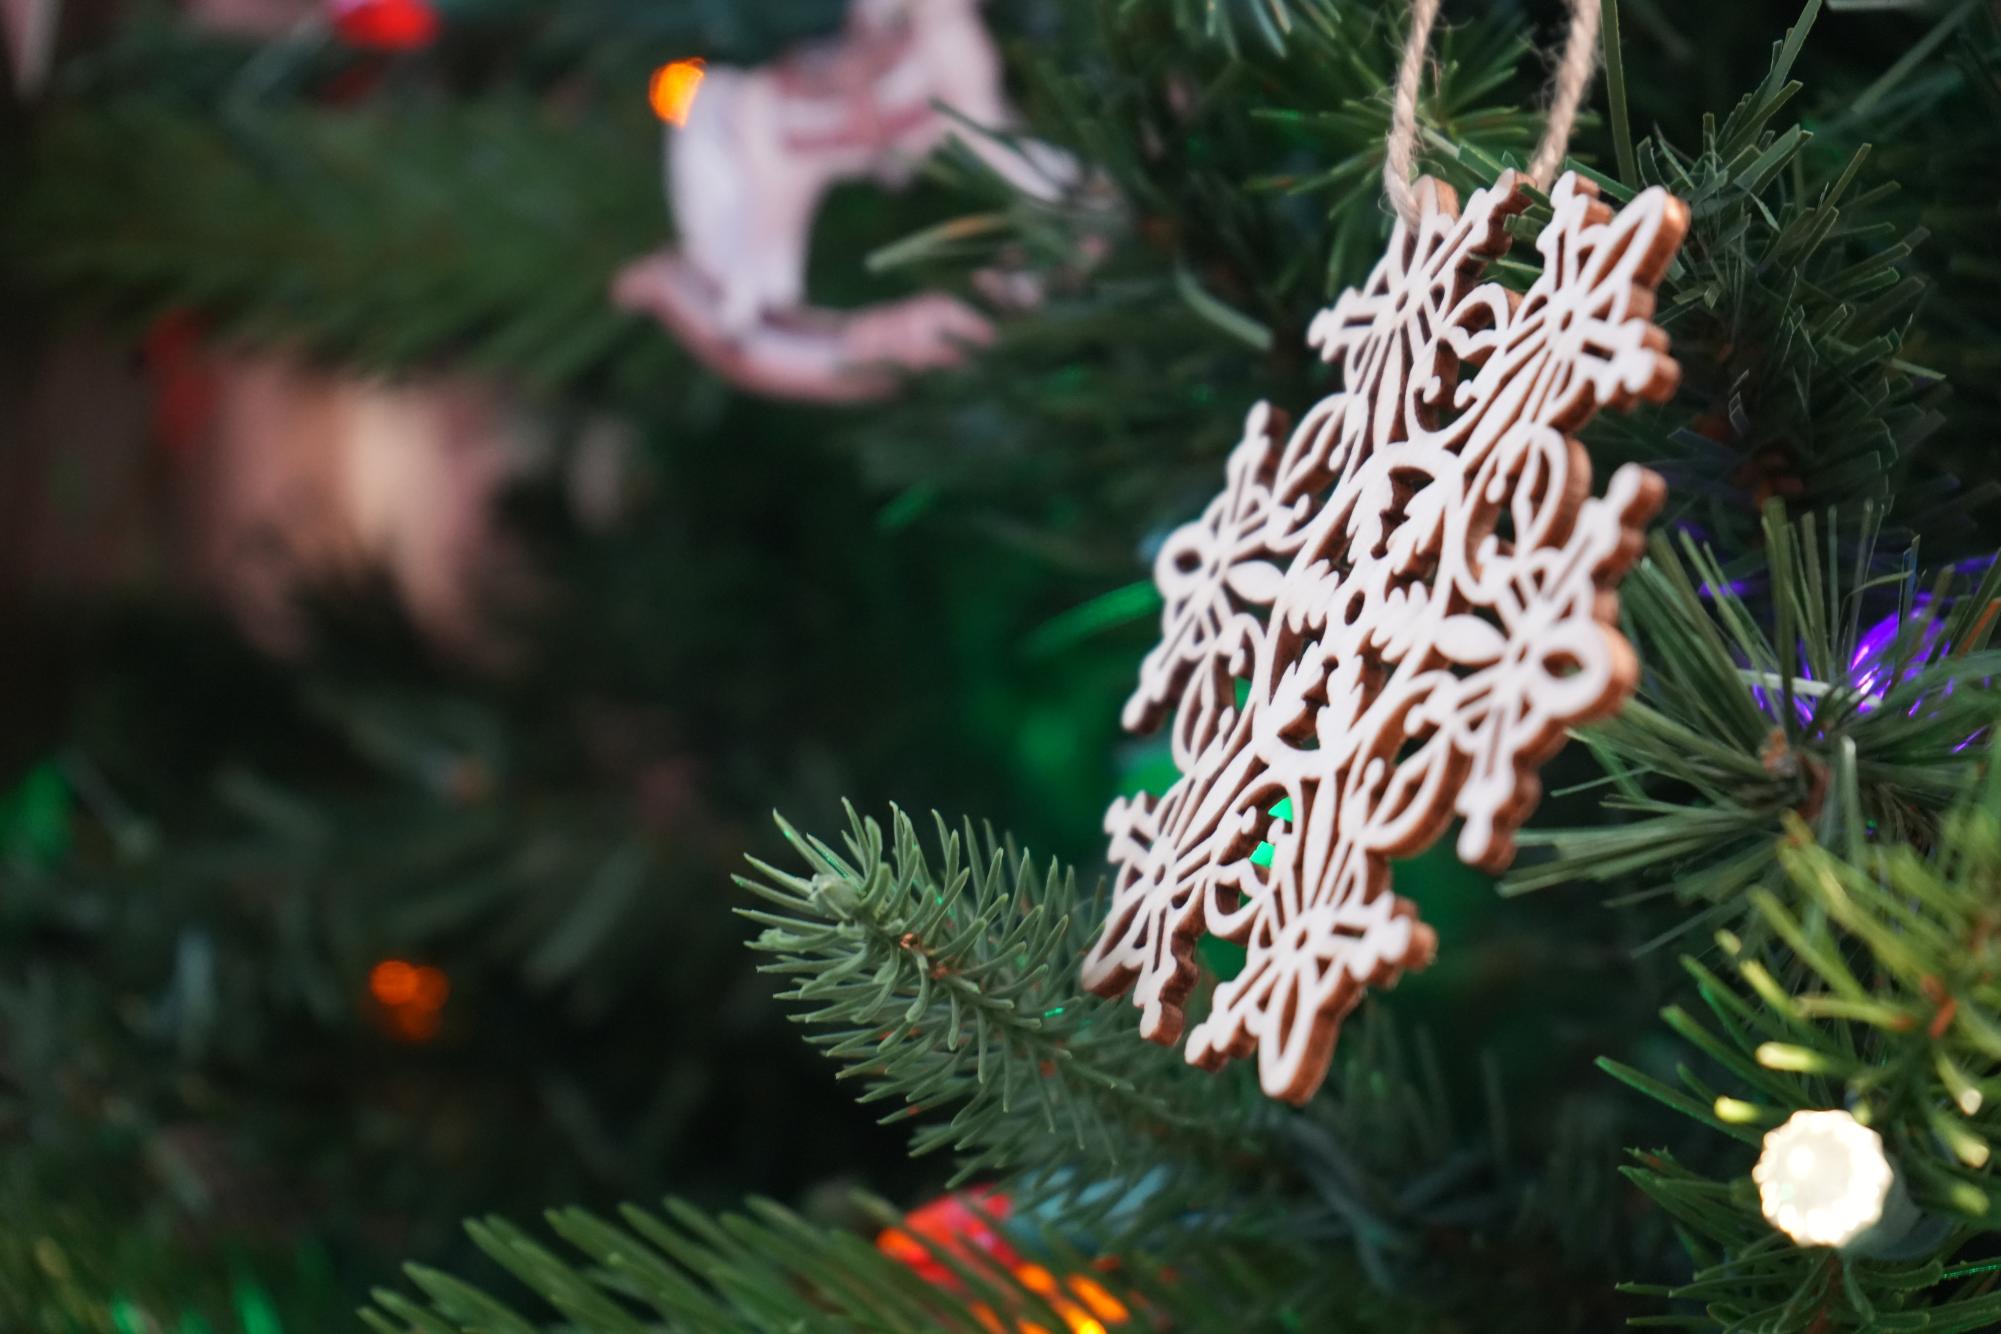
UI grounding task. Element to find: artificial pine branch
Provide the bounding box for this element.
[1511,504,2001,937]
[1491,0,1958,541]
[855,0,1546,546]
[362,785,1701,1331]
[358,1187,1473,1333]
[358,809,1516,1326]
[1610,754,2001,1327]
[0,1168,327,1334]
[1141,0,1309,58]
[7,98,674,395]
[736,805,1283,1206]
[739,806,1653,1316]
[865,0,1999,555]
[362,1194,1133,1333]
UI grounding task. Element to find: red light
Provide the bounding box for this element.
[332,0,441,52]
[370,959,419,1006]
[369,959,450,1042]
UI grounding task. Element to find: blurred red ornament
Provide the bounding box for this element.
[876,1188,1021,1289]
[876,1190,1133,1333]
[330,0,438,51]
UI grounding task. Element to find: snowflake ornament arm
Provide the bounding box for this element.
[1121,404,1290,767]
[1086,171,1688,1105]
[1308,174,1529,459]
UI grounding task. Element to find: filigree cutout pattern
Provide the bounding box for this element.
[1083,171,1687,1104]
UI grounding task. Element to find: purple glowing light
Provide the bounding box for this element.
[1745,602,1944,728]
[1848,601,1941,712]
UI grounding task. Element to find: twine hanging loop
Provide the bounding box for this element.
[1384,0,1604,226]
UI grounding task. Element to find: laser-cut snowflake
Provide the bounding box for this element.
[1083,171,1688,1104]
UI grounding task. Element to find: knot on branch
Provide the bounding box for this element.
[898,931,951,980]
[1920,976,1958,1040]
[1761,728,1830,823]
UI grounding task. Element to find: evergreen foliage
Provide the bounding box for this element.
[358,1191,1420,1334]
[1613,759,2001,1329]
[9,0,2001,1329]
[737,808,1234,1188]
[860,0,2001,553]
[12,97,671,394]
[369,809,1638,1331]
[1512,505,2001,923]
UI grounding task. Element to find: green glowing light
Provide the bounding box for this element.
[232,1272,280,1334]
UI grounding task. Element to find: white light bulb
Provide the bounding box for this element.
[1755,1109,1896,1249]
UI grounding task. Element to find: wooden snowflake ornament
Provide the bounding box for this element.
[1083,170,1688,1104]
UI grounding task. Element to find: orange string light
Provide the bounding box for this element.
[649,59,707,127]
[875,1187,1134,1333]
[1063,1274,1130,1325]
[970,1264,1129,1334]
[369,959,450,1042]
[369,960,418,1006]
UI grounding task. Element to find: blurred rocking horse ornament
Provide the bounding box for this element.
[612,0,1081,403]
[2,0,60,96]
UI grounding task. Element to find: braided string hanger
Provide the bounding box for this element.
[1383,0,1603,226]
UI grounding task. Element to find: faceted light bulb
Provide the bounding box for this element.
[1754,1109,1895,1248]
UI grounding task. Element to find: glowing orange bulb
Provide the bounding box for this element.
[874,1188,1133,1334]
[369,959,450,1042]
[650,59,707,127]
[1065,1276,1129,1324]
[370,960,419,1006]
[1003,1265,1126,1333]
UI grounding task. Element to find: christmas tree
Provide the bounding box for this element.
[6,0,2001,1329]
